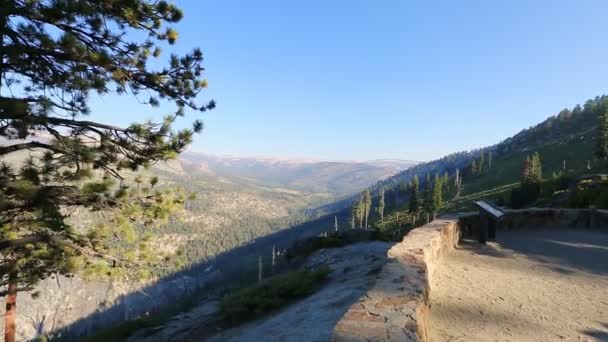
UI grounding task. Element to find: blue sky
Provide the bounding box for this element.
[91,1,608,161]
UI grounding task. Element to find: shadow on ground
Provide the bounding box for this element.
[51,211,355,340]
[429,227,608,342]
[497,228,608,275]
[581,322,608,341]
[455,238,510,258]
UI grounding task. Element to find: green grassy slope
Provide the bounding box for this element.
[448,132,595,211]
[373,94,606,234]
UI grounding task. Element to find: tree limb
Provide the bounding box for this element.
[0,234,130,267]
[0,141,62,156]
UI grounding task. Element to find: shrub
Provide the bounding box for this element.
[552,173,573,192]
[568,179,608,209]
[81,317,165,342]
[510,181,541,209]
[287,235,347,260]
[219,267,331,323]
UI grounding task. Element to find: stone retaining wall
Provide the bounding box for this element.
[331,217,464,342]
[331,208,608,342]
[500,208,608,232]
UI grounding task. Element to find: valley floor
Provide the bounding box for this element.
[428,229,608,342]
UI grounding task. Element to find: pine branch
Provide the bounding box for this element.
[0,141,62,156]
[0,234,131,267]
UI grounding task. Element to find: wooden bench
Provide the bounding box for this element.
[473,201,505,244]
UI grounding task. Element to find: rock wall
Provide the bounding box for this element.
[329,208,608,342]
[332,216,464,342]
[500,208,608,232]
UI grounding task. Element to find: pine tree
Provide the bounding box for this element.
[596,111,608,160]
[362,189,372,228]
[408,176,420,214]
[442,171,449,193]
[432,174,443,214]
[522,155,533,183]
[422,176,434,214]
[377,187,385,223]
[0,2,213,340]
[488,151,493,170]
[470,160,478,175]
[397,180,408,207]
[513,153,542,208]
[530,152,542,182]
[352,200,362,228]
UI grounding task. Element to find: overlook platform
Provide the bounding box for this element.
[428,229,608,342]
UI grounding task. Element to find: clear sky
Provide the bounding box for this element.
[90,0,608,162]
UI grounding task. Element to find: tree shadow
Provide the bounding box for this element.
[455,238,509,258]
[580,322,608,341]
[189,242,392,342]
[45,212,371,340]
[495,228,608,276]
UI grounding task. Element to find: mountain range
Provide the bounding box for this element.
[176,152,417,198]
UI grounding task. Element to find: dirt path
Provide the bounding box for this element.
[428,229,608,342]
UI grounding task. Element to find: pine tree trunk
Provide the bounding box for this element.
[0,0,9,97]
[5,272,17,342]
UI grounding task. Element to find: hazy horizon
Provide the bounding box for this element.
[182,149,421,164]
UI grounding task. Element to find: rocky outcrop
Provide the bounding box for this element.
[332,217,464,342]
[202,242,392,342]
[1,268,220,341]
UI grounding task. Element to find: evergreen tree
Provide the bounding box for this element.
[512,153,542,208]
[377,187,385,223]
[0,2,213,340]
[522,155,533,183]
[488,151,493,170]
[408,176,420,214]
[530,152,542,182]
[422,176,434,214]
[470,160,478,175]
[397,180,408,207]
[352,200,362,228]
[432,174,443,214]
[362,189,372,228]
[596,111,608,160]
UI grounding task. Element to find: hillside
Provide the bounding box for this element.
[331,94,606,236]
[143,154,415,268]
[0,142,415,277]
[0,144,416,340]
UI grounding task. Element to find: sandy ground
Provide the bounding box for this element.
[428,229,608,342]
